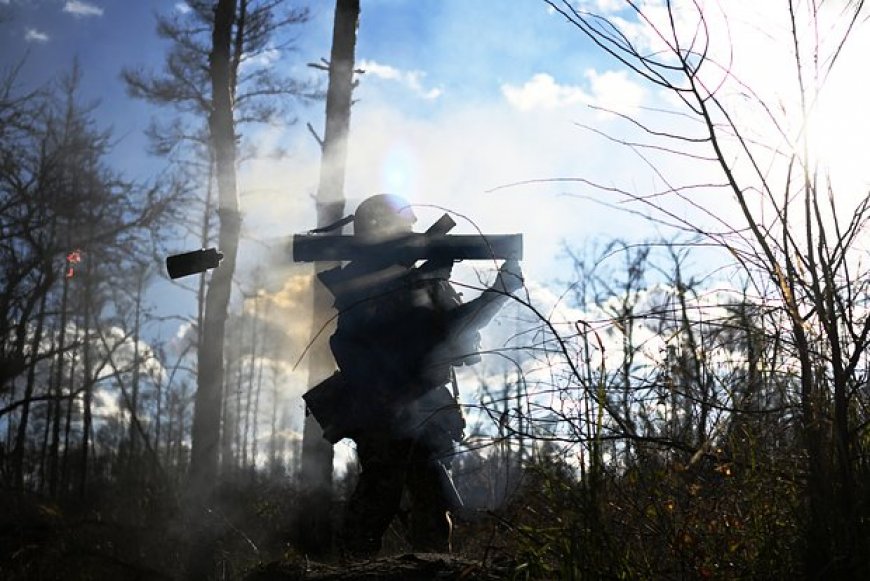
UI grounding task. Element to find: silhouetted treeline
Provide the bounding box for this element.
[0,61,178,495]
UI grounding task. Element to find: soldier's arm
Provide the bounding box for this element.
[450,259,524,331]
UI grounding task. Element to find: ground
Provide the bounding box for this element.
[246,552,507,580]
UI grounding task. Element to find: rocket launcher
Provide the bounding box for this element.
[165,213,523,288]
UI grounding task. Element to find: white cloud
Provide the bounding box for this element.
[63,0,103,17]
[358,59,443,100]
[573,0,631,11]
[239,46,280,72]
[594,0,627,11]
[91,388,121,419]
[502,70,645,115]
[166,320,197,358]
[174,1,192,14]
[24,28,49,43]
[502,73,590,111]
[584,69,645,116]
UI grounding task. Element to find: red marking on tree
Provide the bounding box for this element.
[66,249,82,278]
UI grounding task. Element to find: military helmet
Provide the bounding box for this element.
[353,194,417,237]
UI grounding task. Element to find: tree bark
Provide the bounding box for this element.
[220,356,236,474]
[38,334,57,492]
[79,258,93,496]
[251,339,264,476]
[128,268,143,477]
[186,1,241,577]
[243,310,257,469]
[188,0,241,499]
[48,269,70,497]
[269,364,279,470]
[14,284,49,489]
[236,357,244,469]
[298,0,360,557]
[60,342,78,492]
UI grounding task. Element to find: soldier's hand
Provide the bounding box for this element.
[494,259,524,294]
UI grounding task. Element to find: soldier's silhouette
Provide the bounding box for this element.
[304,194,523,557]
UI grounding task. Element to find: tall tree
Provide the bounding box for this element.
[187,0,241,499]
[123,1,314,492]
[184,2,245,575]
[124,2,314,577]
[298,0,360,556]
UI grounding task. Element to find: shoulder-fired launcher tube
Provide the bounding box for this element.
[291,232,523,263]
[163,214,522,280]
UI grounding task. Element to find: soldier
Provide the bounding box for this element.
[322,194,523,557]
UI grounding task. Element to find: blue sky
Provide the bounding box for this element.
[1,1,609,154]
[1,0,671,265]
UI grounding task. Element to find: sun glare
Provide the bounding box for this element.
[798,79,868,203]
[380,143,419,197]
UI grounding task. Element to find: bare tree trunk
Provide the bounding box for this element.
[187,1,242,577]
[79,260,93,496]
[198,154,216,351]
[243,311,257,469]
[235,358,244,470]
[269,365,279,470]
[250,294,263,475]
[251,341,264,476]
[242,359,251,469]
[38,333,57,493]
[6,379,16,461]
[14,286,49,489]
[60,343,78,493]
[154,357,163,470]
[298,0,360,557]
[165,393,174,468]
[197,153,217,473]
[126,269,144,481]
[188,0,241,498]
[49,270,70,497]
[178,381,190,479]
[220,357,235,475]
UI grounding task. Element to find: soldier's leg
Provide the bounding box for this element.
[405,446,457,553]
[341,436,410,558]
